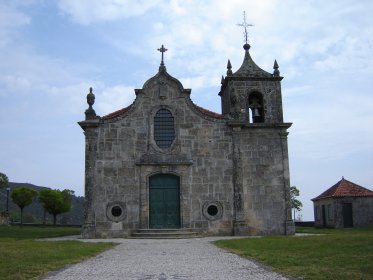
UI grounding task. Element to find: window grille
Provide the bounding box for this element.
[154,109,175,148]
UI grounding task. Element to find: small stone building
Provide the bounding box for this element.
[78,42,294,238]
[312,177,373,228]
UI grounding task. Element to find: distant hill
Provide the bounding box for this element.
[0,182,84,225]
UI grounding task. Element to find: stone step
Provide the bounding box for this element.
[131,229,200,239]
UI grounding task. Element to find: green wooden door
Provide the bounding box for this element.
[149,174,180,229]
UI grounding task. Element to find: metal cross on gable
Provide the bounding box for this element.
[157,44,168,66]
[236,11,254,44]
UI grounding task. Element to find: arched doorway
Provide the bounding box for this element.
[149,174,180,229]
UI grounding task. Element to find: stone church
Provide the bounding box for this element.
[78,41,294,238]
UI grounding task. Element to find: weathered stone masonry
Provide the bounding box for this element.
[79,43,294,238]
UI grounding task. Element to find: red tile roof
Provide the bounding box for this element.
[193,104,225,119]
[101,105,133,120]
[312,178,373,201]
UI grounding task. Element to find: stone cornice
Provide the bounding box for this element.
[219,75,283,96]
[226,121,292,129]
[78,119,100,131]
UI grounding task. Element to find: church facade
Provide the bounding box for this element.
[78,42,294,238]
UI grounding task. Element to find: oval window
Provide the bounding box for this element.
[154,109,175,148]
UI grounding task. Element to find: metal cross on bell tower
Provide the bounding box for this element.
[236,11,254,44]
[157,44,168,67]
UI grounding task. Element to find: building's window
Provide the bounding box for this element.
[111,206,122,217]
[202,201,223,221]
[154,109,175,148]
[106,202,126,222]
[248,92,264,123]
[207,205,218,216]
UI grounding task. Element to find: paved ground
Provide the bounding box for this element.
[42,237,289,280]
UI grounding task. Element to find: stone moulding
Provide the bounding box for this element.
[226,121,292,129]
[136,153,193,166]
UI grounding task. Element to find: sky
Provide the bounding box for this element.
[0,0,372,221]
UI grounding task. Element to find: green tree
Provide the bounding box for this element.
[11,187,37,225]
[290,186,303,220]
[39,189,73,225]
[0,172,9,189]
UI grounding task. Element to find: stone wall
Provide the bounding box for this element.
[238,127,291,235]
[80,65,294,237]
[313,197,373,228]
[220,76,294,235]
[220,79,284,124]
[84,70,236,237]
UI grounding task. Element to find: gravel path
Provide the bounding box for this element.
[42,237,289,280]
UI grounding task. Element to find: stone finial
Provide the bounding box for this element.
[85,87,97,120]
[87,87,95,106]
[221,75,225,85]
[273,60,280,77]
[227,59,233,76]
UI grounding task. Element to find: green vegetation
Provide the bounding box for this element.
[0,225,80,239]
[3,182,84,225]
[39,189,73,225]
[215,227,373,280]
[290,185,303,220]
[11,188,38,224]
[0,226,114,280]
[0,172,9,189]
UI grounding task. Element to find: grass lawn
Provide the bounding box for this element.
[0,226,114,280]
[215,227,373,280]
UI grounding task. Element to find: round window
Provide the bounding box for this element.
[106,202,126,222]
[111,206,122,217]
[207,205,218,216]
[202,201,223,221]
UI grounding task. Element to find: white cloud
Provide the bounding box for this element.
[0,3,30,47]
[179,75,218,91]
[45,83,136,116]
[96,85,136,115]
[57,0,163,25]
[0,75,32,93]
[288,91,373,162]
[48,83,94,115]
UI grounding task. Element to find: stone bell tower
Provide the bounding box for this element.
[218,16,294,235]
[219,43,284,124]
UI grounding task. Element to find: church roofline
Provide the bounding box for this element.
[142,63,186,92]
[231,44,272,78]
[192,103,225,119]
[101,104,134,121]
[219,44,283,97]
[88,97,224,124]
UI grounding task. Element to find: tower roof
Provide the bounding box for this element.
[232,44,273,78]
[312,178,373,201]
